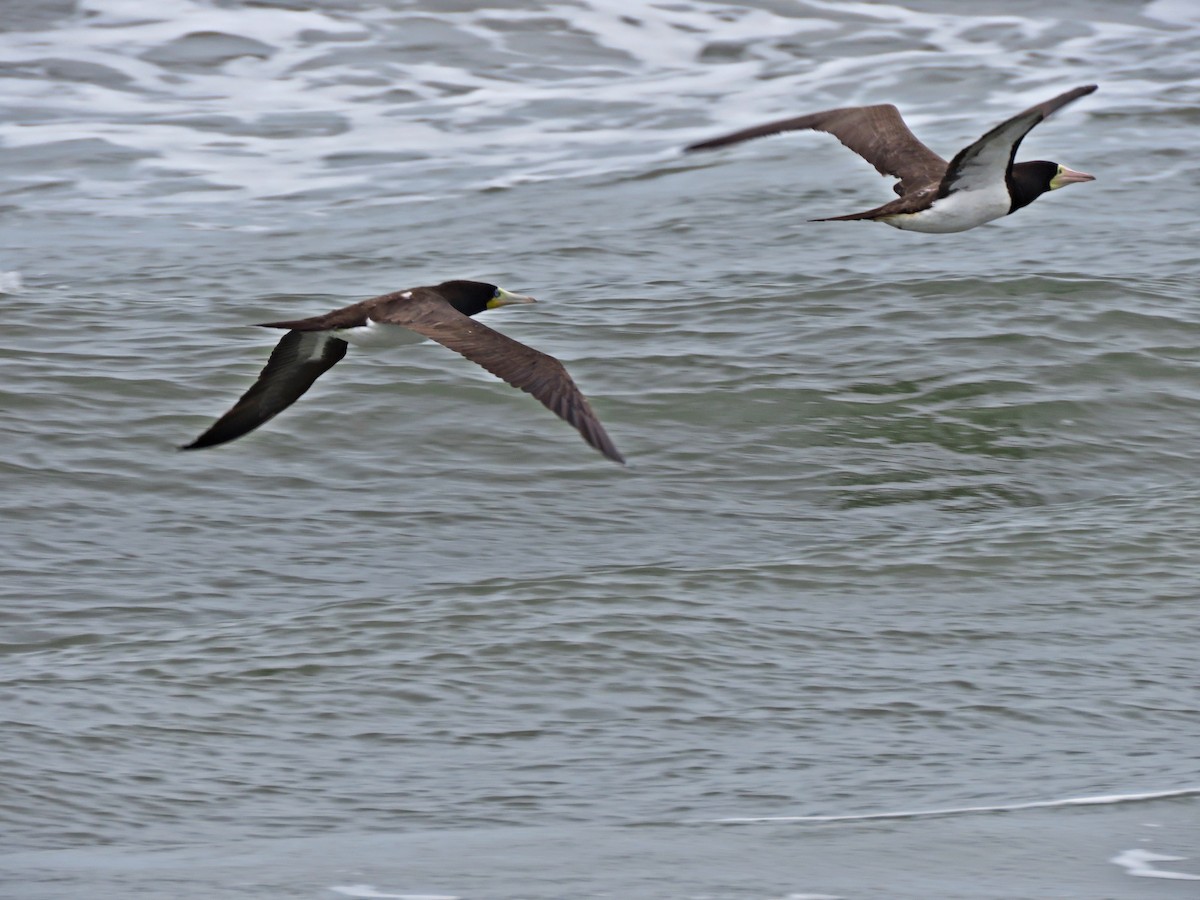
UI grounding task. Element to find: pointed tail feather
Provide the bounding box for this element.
[810,211,882,222]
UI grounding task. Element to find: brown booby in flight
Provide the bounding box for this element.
[182,280,625,464]
[685,85,1097,233]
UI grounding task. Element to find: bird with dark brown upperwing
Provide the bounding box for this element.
[685,85,1097,233]
[181,280,625,464]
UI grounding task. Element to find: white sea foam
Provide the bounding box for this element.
[1143,0,1200,25]
[1110,849,1200,880]
[330,886,459,900]
[0,271,23,294]
[711,786,1200,824]
[1,0,1194,214]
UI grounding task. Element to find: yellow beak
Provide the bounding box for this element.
[1050,166,1095,189]
[488,288,537,309]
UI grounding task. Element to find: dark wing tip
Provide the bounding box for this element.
[527,371,627,465]
[684,135,728,153]
[682,113,825,152]
[393,300,627,465]
[591,426,626,465]
[1036,84,1099,118]
[1058,83,1099,104]
[683,121,798,153]
[178,429,231,451]
[530,376,627,465]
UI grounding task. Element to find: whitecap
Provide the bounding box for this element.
[0,271,23,294]
[710,786,1200,824]
[1110,849,1200,881]
[1143,0,1200,25]
[329,886,460,900]
[5,0,1193,215]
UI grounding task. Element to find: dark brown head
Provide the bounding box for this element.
[1008,161,1095,212]
[432,280,537,317]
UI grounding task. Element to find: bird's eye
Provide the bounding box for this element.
[493,289,502,298]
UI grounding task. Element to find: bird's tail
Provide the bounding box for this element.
[810,211,880,222]
[255,312,351,331]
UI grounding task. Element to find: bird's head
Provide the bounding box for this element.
[1019,160,1095,191]
[436,280,537,317]
[1009,161,1094,211]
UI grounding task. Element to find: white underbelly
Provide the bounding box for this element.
[335,319,425,349]
[882,186,1011,233]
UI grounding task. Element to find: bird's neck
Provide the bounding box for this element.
[1007,164,1050,213]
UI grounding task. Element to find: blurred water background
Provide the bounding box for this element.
[2,1,1199,897]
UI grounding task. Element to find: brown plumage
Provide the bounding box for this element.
[686,85,1097,232]
[181,280,625,464]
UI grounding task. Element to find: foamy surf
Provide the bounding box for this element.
[2,0,1191,213]
[710,786,1200,824]
[1110,849,1200,881]
[0,271,22,294]
[330,887,460,900]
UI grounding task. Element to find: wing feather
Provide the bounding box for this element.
[686,104,947,193]
[939,84,1097,196]
[381,295,624,464]
[181,330,348,450]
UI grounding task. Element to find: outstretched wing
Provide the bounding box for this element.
[181,330,348,450]
[940,84,1097,196]
[381,294,625,465]
[686,104,947,194]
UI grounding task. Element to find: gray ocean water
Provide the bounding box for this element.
[3,1,1200,898]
